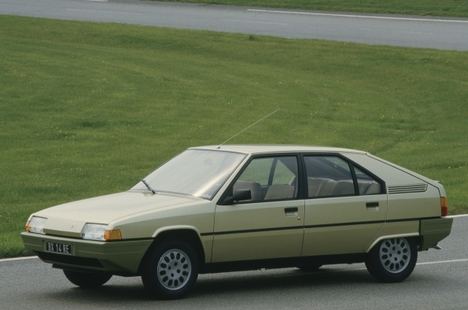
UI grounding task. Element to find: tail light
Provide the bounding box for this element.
[440,197,448,217]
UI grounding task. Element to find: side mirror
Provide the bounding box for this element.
[233,189,252,202]
[220,189,252,205]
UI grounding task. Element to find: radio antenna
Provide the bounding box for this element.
[218,108,279,147]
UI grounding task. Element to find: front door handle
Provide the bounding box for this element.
[284,207,298,215]
[366,202,379,208]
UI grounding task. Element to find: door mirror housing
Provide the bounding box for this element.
[233,189,252,202]
[219,189,252,205]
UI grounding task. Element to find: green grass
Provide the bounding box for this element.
[161,0,468,18]
[1,15,467,257]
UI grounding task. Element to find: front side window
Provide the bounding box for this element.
[305,156,355,198]
[233,156,298,203]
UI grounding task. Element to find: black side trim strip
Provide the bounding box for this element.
[201,225,302,236]
[386,216,439,223]
[200,216,440,236]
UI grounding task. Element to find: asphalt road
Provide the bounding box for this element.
[1,216,467,310]
[1,0,468,50]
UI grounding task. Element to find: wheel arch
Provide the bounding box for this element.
[366,233,422,253]
[138,226,206,274]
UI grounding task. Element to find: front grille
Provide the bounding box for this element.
[36,252,103,268]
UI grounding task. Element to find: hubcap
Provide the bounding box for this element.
[157,249,192,291]
[379,238,411,274]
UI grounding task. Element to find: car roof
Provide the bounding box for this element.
[190,144,367,155]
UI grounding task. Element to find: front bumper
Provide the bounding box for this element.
[21,232,152,275]
[420,217,453,250]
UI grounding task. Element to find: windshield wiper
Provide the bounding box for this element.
[141,179,156,194]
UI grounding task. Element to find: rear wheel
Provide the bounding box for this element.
[141,240,199,299]
[63,270,112,288]
[365,237,417,283]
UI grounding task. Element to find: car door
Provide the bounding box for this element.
[302,155,388,256]
[212,155,305,262]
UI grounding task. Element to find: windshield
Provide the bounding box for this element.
[133,149,246,199]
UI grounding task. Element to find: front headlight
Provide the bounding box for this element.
[25,216,47,234]
[81,223,107,241]
[81,223,122,241]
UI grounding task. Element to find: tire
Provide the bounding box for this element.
[63,270,112,288]
[365,237,417,283]
[141,239,199,299]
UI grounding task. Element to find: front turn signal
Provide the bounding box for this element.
[440,197,448,217]
[104,229,122,241]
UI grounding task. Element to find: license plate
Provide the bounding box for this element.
[45,241,73,255]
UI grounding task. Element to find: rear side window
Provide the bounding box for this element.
[304,156,355,198]
[354,166,382,195]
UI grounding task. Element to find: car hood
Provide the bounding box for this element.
[34,191,200,237]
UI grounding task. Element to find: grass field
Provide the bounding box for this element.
[1,15,467,257]
[162,0,468,18]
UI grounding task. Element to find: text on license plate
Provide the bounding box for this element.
[45,242,73,255]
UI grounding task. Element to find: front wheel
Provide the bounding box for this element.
[63,270,112,288]
[365,237,417,283]
[141,240,199,299]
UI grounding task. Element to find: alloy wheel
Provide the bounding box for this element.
[156,249,192,291]
[379,238,411,274]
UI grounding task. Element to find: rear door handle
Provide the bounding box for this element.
[366,202,379,208]
[284,207,298,215]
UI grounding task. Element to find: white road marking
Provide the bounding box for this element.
[447,214,468,218]
[247,9,468,24]
[0,256,37,263]
[88,0,108,2]
[355,258,468,270]
[1,255,467,268]
[226,18,288,26]
[417,258,468,266]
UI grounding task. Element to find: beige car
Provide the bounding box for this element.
[22,145,452,299]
